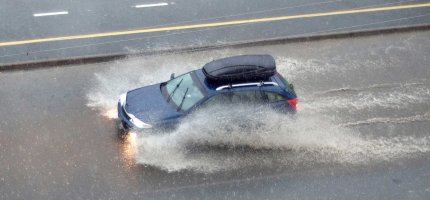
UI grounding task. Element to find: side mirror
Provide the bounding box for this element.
[170,73,175,80]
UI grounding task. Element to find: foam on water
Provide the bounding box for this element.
[133,105,430,172]
[86,54,430,172]
[302,83,430,111]
[342,112,430,127]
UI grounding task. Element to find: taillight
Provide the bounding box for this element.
[287,98,298,110]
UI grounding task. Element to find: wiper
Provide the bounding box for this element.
[177,87,189,111]
[166,78,183,102]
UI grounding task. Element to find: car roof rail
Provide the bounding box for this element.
[215,81,279,91]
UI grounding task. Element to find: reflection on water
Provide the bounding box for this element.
[104,109,117,119]
[120,132,138,168]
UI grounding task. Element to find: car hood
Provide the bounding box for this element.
[125,83,182,124]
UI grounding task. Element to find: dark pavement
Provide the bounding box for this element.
[1,0,430,66]
[0,30,429,199]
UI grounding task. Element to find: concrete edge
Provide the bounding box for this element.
[1,24,429,71]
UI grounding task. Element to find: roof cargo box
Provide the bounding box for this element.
[202,55,276,82]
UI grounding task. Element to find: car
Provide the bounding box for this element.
[117,54,298,133]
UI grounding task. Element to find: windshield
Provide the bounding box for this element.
[164,72,205,111]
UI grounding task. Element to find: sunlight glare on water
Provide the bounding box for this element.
[120,132,138,168]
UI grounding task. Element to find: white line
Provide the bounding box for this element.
[33,11,69,17]
[134,2,168,8]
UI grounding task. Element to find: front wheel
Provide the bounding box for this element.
[117,121,129,139]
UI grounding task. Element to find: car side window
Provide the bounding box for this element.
[203,91,262,107]
[203,93,233,107]
[231,90,265,104]
[261,91,286,102]
[203,90,284,108]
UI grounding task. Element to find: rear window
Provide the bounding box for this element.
[277,73,296,95]
[277,73,289,88]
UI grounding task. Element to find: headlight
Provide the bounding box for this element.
[119,92,152,129]
[119,93,127,105]
[128,113,153,129]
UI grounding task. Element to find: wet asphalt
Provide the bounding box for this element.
[1,0,430,65]
[0,30,429,199]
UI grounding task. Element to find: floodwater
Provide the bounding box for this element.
[1,30,429,199]
[87,31,430,173]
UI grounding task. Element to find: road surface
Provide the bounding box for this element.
[1,0,430,65]
[1,30,430,199]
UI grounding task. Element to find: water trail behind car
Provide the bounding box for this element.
[133,104,430,172]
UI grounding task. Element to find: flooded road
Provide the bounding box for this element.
[1,30,430,199]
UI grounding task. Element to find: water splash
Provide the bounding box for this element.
[86,51,234,113]
[301,82,430,112]
[342,112,430,127]
[133,105,430,172]
[86,54,430,172]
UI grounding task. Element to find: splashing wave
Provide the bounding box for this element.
[86,55,430,172]
[133,105,430,172]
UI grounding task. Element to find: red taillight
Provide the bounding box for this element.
[287,98,298,110]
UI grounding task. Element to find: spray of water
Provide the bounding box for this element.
[86,54,430,172]
[302,83,430,111]
[86,51,234,117]
[132,103,430,172]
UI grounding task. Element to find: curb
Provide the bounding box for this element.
[1,24,429,71]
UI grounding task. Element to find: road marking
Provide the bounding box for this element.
[135,2,168,8]
[33,11,69,17]
[2,3,430,47]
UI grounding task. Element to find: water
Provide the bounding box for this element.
[86,35,430,172]
[132,107,430,172]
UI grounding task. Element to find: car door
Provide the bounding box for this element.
[198,90,276,110]
[197,91,265,127]
[198,90,260,109]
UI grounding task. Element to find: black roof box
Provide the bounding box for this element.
[202,55,276,82]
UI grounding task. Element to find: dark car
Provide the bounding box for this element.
[117,55,298,132]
